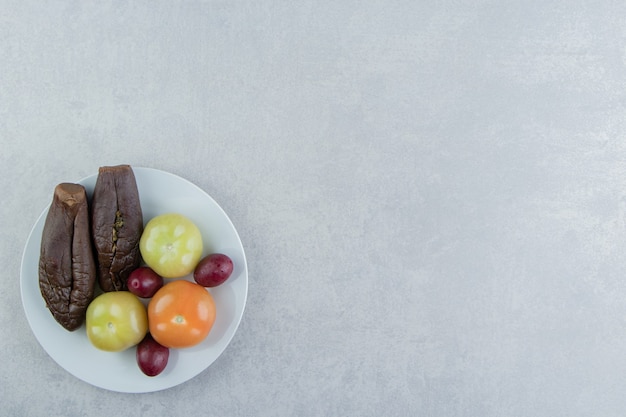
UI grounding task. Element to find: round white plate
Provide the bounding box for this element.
[20,167,248,393]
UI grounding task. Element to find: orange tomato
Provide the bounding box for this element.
[147,280,216,348]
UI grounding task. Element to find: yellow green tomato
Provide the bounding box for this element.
[86,292,148,352]
[139,213,203,279]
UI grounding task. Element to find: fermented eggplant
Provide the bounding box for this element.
[39,183,96,331]
[91,165,143,292]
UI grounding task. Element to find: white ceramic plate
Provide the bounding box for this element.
[20,167,248,393]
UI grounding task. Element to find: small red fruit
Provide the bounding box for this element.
[127,267,164,298]
[193,253,234,287]
[136,334,169,377]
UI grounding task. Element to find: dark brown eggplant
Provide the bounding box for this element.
[39,183,96,331]
[91,165,143,292]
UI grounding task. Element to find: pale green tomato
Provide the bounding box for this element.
[139,213,203,279]
[86,292,148,352]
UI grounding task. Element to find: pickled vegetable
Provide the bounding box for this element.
[91,165,143,292]
[39,183,96,331]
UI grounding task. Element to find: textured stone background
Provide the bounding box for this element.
[3,0,626,415]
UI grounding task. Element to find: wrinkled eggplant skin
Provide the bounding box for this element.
[39,183,96,331]
[91,165,143,292]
